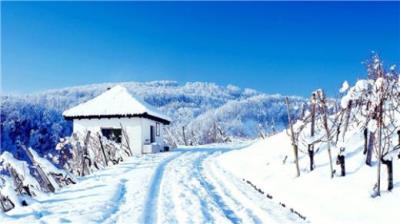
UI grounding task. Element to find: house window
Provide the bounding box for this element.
[156,123,160,136]
[101,128,122,143]
[150,125,155,143]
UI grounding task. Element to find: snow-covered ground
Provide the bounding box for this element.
[0,142,305,224]
[3,126,398,224]
[218,131,400,224]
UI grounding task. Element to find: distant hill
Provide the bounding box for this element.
[1,81,305,156]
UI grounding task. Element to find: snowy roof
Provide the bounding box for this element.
[63,85,171,124]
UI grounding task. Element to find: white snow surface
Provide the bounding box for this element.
[3,128,398,223]
[0,143,305,224]
[218,131,400,224]
[63,85,171,121]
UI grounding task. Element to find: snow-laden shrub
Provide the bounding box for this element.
[0,151,42,198]
[56,131,131,176]
[0,146,78,213]
[27,148,76,189]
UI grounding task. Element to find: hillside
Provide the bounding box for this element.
[218,130,400,224]
[217,57,400,223]
[1,81,305,156]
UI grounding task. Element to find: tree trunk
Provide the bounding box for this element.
[182,126,188,146]
[319,92,334,178]
[398,130,400,159]
[97,134,109,166]
[381,157,393,191]
[285,97,300,177]
[213,122,217,143]
[342,100,352,140]
[120,123,133,156]
[336,154,346,176]
[366,131,374,166]
[376,102,383,196]
[309,93,316,171]
[20,145,56,193]
[82,131,91,176]
[308,144,314,171]
[301,103,306,120]
[363,128,368,154]
[10,168,28,196]
[398,130,400,146]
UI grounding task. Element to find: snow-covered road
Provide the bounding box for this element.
[1,144,304,224]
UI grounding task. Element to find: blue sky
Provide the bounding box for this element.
[2,1,400,96]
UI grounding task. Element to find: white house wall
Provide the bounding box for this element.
[140,119,164,146]
[72,117,143,154]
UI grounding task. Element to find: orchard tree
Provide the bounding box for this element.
[340,53,400,196]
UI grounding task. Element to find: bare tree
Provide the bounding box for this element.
[308,93,317,171]
[316,90,335,178]
[97,133,109,166]
[120,123,133,156]
[285,97,301,177]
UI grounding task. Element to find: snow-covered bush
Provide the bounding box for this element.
[56,131,131,176]
[0,151,42,198]
[0,146,78,213]
[27,148,76,189]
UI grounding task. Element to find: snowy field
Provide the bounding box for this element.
[218,131,400,224]
[0,142,305,224]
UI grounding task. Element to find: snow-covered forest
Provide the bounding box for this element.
[1,81,304,156]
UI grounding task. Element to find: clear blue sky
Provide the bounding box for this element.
[2,1,400,96]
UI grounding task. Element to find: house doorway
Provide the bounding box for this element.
[150,125,155,143]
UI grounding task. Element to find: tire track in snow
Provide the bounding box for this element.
[157,151,217,223]
[200,153,262,224]
[141,151,185,224]
[102,153,180,224]
[209,156,307,223]
[96,178,128,223]
[193,151,243,223]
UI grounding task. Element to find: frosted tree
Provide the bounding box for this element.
[340,53,400,196]
[293,88,345,177]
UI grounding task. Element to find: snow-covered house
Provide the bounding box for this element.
[63,85,171,154]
